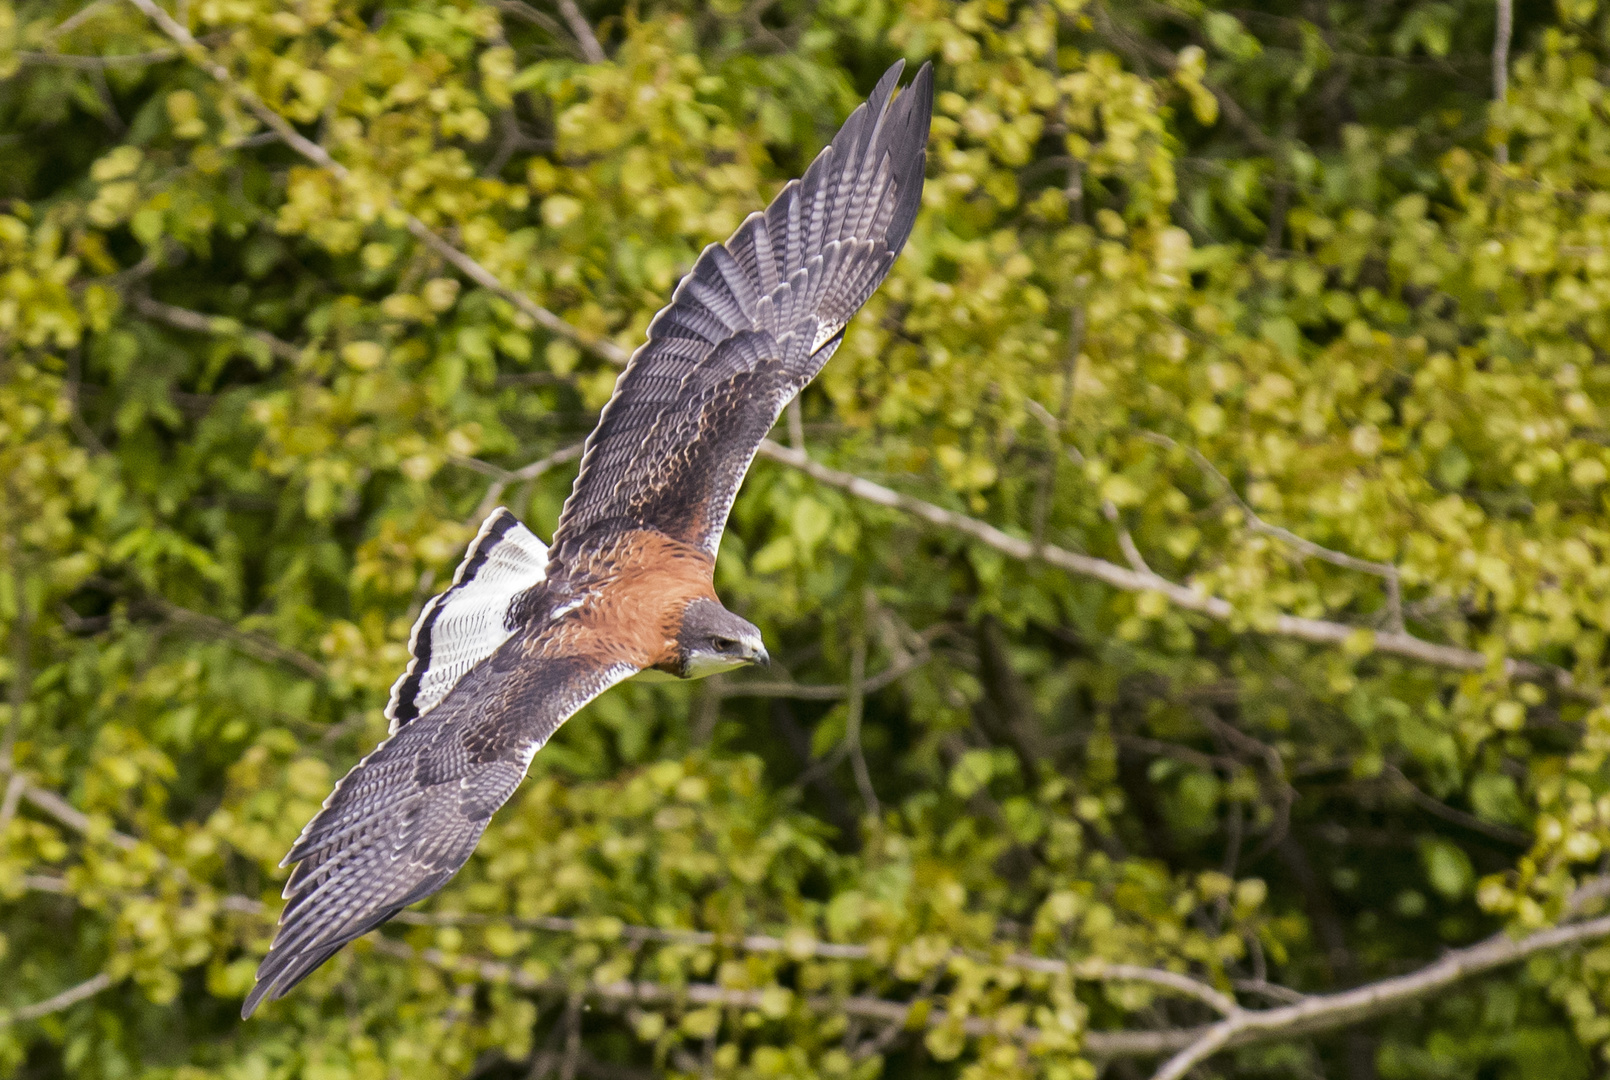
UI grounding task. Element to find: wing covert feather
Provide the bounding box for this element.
[242,634,634,1017]
[552,61,933,559]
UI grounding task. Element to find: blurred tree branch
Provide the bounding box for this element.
[754,441,1578,692]
[0,972,115,1027]
[122,0,632,368]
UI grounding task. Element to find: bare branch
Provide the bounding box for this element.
[47,0,119,40]
[1140,430,1405,632]
[491,0,582,56]
[129,294,302,363]
[40,824,1607,1057]
[141,596,326,680]
[369,916,1610,1064]
[470,440,587,521]
[368,936,1045,1042]
[786,396,805,451]
[1116,915,1610,1070]
[716,641,932,700]
[1100,499,1152,576]
[383,908,1235,1014]
[754,441,1577,692]
[15,48,179,68]
[0,972,115,1025]
[3,531,29,765]
[0,772,27,835]
[0,772,140,852]
[1493,0,1513,164]
[121,0,630,368]
[1381,763,1531,846]
[553,0,607,63]
[844,591,879,818]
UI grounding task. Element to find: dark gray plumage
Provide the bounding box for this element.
[242,60,933,1018]
[552,59,934,561]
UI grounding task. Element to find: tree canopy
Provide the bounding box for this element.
[4,0,1610,1077]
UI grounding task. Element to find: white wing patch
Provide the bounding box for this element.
[384,508,550,733]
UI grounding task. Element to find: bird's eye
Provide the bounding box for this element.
[712,636,737,652]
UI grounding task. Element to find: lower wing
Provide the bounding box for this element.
[243,598,634,1016]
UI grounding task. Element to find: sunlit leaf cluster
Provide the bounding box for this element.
[6,0,1610,1078]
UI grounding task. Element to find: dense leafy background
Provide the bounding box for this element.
[5,0,1610,1077]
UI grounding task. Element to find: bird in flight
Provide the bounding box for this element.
[243,59,933,1017]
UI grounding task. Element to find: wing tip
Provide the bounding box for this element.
[243,895,401,1019]
[241,985,267,1020]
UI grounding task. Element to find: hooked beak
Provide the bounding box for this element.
[752,643,771,668]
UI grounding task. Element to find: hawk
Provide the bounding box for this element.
[243,59,932,1016]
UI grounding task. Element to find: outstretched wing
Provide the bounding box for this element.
[550,60,933,561]
[242,621,633,1017]
[384,508,549,732]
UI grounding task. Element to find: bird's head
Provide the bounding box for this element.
[669,597,769,679]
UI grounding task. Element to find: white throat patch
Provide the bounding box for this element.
[682,653,751,679]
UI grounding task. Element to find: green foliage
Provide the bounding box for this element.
[4,0,1610,1077]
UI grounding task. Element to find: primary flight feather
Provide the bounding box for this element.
[243,59,933,1017]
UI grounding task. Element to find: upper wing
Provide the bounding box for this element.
[242,631,633,1017]
[384,507,549,732]
[550,60,933,561]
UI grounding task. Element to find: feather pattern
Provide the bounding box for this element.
[243,640,635,1017]
[245,61,931,1019]
[552,60,933,560]
[384,508,549,732]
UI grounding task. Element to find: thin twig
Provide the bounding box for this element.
[786,397,805,451]
[1231,979,1306,1006]
[15,48,179,68]
[140,596,326,680]
[1493,0,1512,164]
[0,772,27,835]
[844,591,879,819]
[384,909,1235,1013]
[853,962,945,1061]
[3,531,29,766]
[0,972,115,1025]
[471,441,587,521]
[1140,430,1405,632]
[1100,500,1152,576]
[1381,763,1531,846]
[121,0,630,368]
[1088,2,1275,153]
[64,350,109,457]
[0,772,140,852]
[716,642,932,700]
[1191,707,1296,862]
[129,294,301,363]
[553,0,607,63]
[492,0,582,57]
[47,0,119,39]
[753,441,1575,692]
[1032,304,1086,551]
[1142,915,1610,1075]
